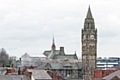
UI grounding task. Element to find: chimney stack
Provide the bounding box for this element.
[18,67,21,75]
[60,47,65,55]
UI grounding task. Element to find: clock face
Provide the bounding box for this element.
[90,35,94,39]
[83,35,86,40]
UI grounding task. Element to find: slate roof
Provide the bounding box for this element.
[37,59,82,70]
[54,54,78,60]
[43,50,60,57]
[43,50,78,60]
[102,70,120,80]
[0,75,30,80]
[28,69,52,80]
[37,63,47,69]
[49,62,63,69]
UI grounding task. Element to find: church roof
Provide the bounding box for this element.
[86,6,93,19]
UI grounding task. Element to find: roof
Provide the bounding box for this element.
[49,62,63,69]
[0,75,30,80]
[102,70,120,80]
[21,53,31,58]
[63,63,71,67]
[28,69,52,80]
[43,50,60,57]
[54,54,78,60]
[37,59,82,69]
[37,63,47,69]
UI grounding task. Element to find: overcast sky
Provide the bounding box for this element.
[0,0,120,59]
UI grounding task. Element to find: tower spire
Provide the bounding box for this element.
[53,35,55,44]
[51,35,56,50]
[86,5,93,19]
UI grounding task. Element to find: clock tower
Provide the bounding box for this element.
[82,6,97,80]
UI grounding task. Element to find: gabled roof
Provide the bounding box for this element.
[102,70,120,80]
[21,53,31,58]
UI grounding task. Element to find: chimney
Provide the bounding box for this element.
[28,72,32,79]
[11,64,15,72]
[3,64,5,68]
[60,47,65,55]
[18,67,21,75]
[19,58,21,62]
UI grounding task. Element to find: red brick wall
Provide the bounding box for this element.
[92,70,117,79]
[47,71,64,80]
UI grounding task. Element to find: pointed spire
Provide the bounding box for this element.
[86,5,93,19]
[51,35,56,50]
[53,35,55,44]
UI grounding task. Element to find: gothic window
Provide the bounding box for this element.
[89,24,91,29]
[88,23,89,29]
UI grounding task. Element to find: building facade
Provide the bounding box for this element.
[20,53,46,67]
[82,6,97,80]
[97,57,120,70]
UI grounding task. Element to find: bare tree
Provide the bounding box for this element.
[0,48,9,66]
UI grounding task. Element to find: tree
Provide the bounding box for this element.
[0,48,9,66]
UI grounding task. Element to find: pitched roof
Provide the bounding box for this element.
[37,63,47,69]
[28,69,52,80]
[21,53,31,58]
[48,62,63,69]
[43,50,60,57]
[102,70,120,80]
[54,54,78,60]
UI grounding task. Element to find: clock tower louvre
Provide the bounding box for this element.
[82,6,97,80]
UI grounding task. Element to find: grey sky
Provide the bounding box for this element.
[0,0,120,59]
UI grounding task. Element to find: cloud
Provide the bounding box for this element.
[0,0,120,58]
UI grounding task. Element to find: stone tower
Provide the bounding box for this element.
[82,6,97,80]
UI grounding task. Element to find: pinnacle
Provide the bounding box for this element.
[86,6,93,19]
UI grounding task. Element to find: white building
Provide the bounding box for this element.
[97,57,119,70]
[20,53,46,67]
